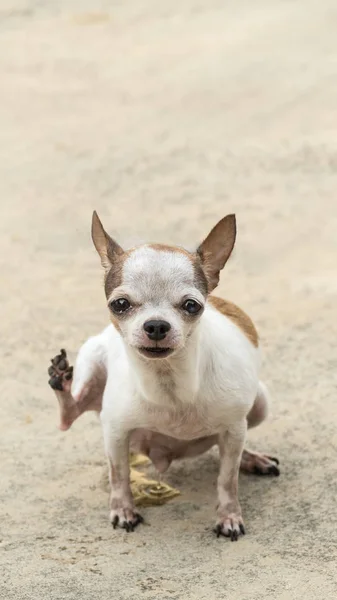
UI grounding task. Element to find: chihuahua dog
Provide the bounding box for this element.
[48,211,279,541]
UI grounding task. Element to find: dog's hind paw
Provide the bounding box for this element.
[48,349,73,393]
[240,449,280,476]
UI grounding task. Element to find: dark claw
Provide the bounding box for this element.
[267,456,280,465]
[122,521,130,533]
[231,529,238,542]
[112,516,119,529]
[254,464,280,476]
[215,524,222,538]
[269,464,280,476]
[129,514,144,530]
[48,376,63,391]
[52,349,67,367]
[239,523,245,535]
[135,514,144,525]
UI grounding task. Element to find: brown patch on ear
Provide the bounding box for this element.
[91,211,130,298]
[197,215,236,292]
[91,211,124,271]
[208,296,259,347]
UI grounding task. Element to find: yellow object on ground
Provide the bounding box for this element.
[129,453,180,506]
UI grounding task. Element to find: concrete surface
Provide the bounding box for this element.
[1,1,337,598]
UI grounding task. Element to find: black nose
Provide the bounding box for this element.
[143,320,171,341]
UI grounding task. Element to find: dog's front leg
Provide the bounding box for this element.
[215,420,247,541]
[102,420,143,532]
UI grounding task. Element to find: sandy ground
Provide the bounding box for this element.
[1,1,337,598]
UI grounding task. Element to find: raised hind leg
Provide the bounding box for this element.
[47,335,106,430]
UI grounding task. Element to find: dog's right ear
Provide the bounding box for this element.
[91,211,124,271]
[197,214,236,292]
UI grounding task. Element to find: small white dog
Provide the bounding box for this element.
[48,211,279,541]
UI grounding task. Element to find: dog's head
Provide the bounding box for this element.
[91,211,236,360]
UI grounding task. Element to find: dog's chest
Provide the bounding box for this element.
[142,401,214,439]
[138,373,227,440]
[127,336,257,438]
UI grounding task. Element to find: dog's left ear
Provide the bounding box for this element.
[91,211,124,271]
[197,214,236,292]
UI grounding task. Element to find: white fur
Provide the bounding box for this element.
[107,247,205,351]
[98,303,259,438]
[70,245,267,532]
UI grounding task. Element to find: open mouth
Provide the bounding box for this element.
[138,347,174,359]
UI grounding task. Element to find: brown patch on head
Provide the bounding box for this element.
[197,215,236,292]
[92,217,210,305]
[145,243,208,296]
[147,243,191,256]
[147,243,208,296]
[208,296,259,347]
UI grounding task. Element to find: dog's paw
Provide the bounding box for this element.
[241,449,280,476]
[48,349,73,393]
[214,514,245,541]
[110,507,144,532]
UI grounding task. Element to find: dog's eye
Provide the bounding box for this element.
[182,299,202,314]
[110,298,131,314]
